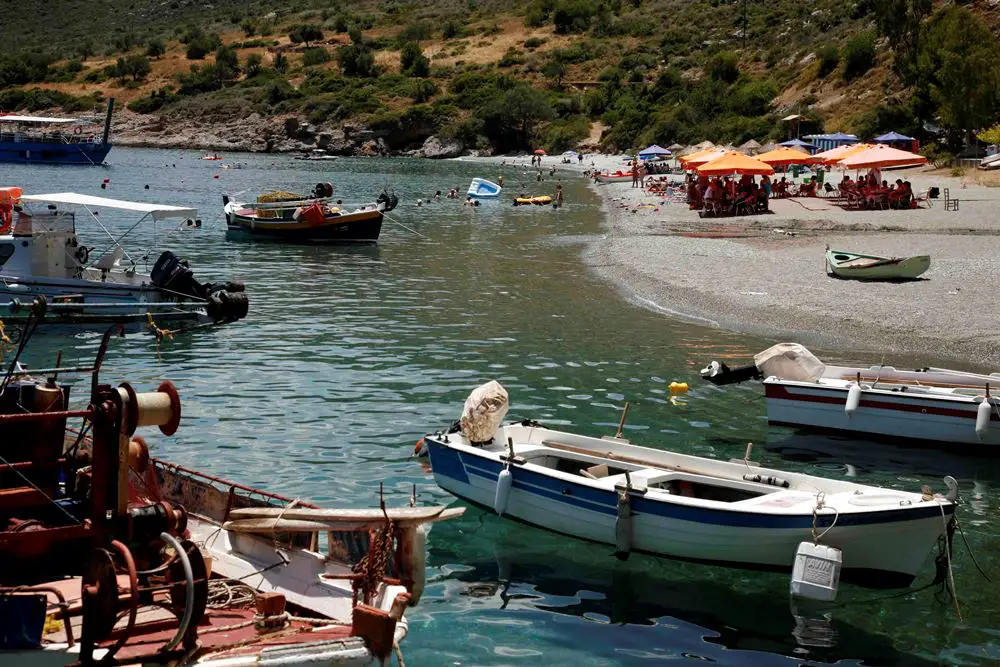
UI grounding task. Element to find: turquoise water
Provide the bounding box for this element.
[3,149,997,665]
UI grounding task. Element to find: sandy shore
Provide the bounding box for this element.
[465,153,1000,369]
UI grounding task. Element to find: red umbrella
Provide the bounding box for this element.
[534,149,546,155]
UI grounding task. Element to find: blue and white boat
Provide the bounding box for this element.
[0,99,114,165]
[467,178,501,198]
[423,394,957,589]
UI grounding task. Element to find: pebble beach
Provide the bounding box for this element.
[476,154,1000,369]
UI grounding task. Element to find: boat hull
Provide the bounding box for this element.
[595,174,632,184]
[826,251,930,280]
[0,141,111,165]
[226,210,383,244]
[764,378,1000,446]
[425,436,950,587]
[0,276,206,327]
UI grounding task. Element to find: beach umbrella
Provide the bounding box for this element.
[756,146,820,166]
[739,139,762,155]
[813,143,873,165]
[839,144,928,169]
[779,138,816,151]
[874,131,914,143]
[638,144,671,157]
[680,148,727,168]
[696,151,774,176]
[534,149,546,155]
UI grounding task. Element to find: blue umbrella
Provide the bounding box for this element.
[638,144,672,157]
[779,138,815,149]
[874,131,914,143]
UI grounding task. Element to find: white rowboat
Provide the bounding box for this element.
[424,420,956,588]
[826,248,930,280]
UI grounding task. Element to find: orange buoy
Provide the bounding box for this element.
[414,438,427,456]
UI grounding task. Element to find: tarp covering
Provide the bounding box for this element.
[779,138,815,149]
[697,152,774,176]
[838,145,928,169]
[754,343,826,382]
[460,380,509,443]
[20,193,197,220]
[0,115,80,124]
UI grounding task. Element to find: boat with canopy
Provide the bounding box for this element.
[0,189,248,328]
[0,100,114,165]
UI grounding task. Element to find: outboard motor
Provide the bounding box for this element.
[376,190,399,212]
[150,251,249,323]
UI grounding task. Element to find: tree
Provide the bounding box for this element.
[552,0,595,34]
[542,54,567,88]
[399,42,429,77]
[871,0,931,78]
[708,51,740,83]
[245,53,263,77]
[146,39,166,59]
[126,54,151,81]
[918,7,1000,146]
[302,47,331,67]
[289,24,324,47]
[842,31,876,80]
[273,52,288,73]
[979,124,1000,146]
[816,45,839,78]
[481,84,553,150]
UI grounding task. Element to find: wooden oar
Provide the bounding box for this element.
[223,506,466,534]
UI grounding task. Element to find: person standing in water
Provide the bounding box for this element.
[498,174,504,188]
[555,183,564,208]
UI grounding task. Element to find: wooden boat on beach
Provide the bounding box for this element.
[222,188,398,244]
[594,170,632,184]
[701,342,1000,447]
[0,327,461,665]
[825,248,930,280]
[422,383,957,590]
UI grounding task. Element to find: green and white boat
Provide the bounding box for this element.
[825,248,930,280]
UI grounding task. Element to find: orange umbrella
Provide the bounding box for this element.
[755,147,819,166]
[697,151,774,176]
[839,145,927,170]
[682,148,727,168]
[814,142,872,165]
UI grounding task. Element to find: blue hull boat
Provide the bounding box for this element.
[0,99,114,165]
[0,140,111,165]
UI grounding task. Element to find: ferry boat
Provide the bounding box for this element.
[0,100,114,165]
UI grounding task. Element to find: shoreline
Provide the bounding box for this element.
[472,153,1000,370]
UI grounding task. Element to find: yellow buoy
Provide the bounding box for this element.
[669,381,689,394]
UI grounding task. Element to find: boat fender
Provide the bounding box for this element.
[494,465,512,516]
[976,398,992,440]
[292,207,304,221]
[845,383,862,417]
[614,488,632,561]
[399,525,427,605]
[413,437,427,456]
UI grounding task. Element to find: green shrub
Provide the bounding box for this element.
[147,39,166,58]
[302,47,331,67]
[816,44,839,78]
[541,114,590,152]
[441,20,466,39]
[337,43,378,77]
[524,37,546,49]
[553,0,596,34]
[273,52,288,73]
[398,21,433,43]
[289,24,324,46]
[245,53,263,77]
[708,51,740,83]
[400,42,430,77]
[842,30,876,80]
[498,48,524,67]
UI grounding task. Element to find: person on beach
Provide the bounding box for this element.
[631,159,639,188]
[578,153,583,164]
[531,155,537,167]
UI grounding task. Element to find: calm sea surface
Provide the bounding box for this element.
[2,149,997,665]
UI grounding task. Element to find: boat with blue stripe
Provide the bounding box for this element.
[0,100,114,165]
[424,420,957,589]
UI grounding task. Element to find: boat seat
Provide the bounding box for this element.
[93,246,124,270]
[580,463,610,480]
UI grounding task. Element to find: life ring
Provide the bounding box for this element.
[75,246,90,264]
[73,126,82,135]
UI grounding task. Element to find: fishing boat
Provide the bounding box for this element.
[467,178,501,198]
[979,152,1000,170]
[0,327,463,666]
[0,190,248,329]
[200,154,222,161]
[0,100,114,165]
[422,382,957,590]
[702,342,1000,447]
[222,187,398,244]
[594,170,632,184]
[825,248,930,280]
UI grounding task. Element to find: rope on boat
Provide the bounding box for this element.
[0,319,13,362]
[146,312,177,344]
[937,500,962,621]
[382,212,429,239]
[810,492,839,543]
[394,641,406,667]
[956,519,992,582]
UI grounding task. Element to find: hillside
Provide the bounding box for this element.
[2,0,998,155]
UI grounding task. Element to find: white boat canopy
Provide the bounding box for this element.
[0,115,81,124]
[20,193,196,221]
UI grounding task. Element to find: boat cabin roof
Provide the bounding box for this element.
[21,192,196,220]
[0,115,81,124]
